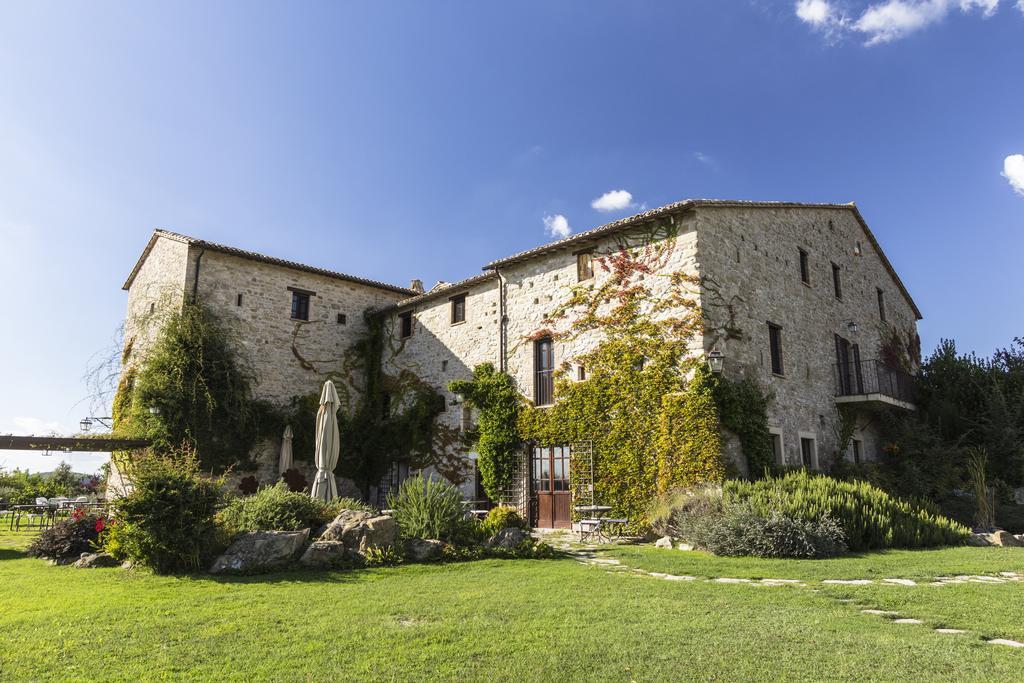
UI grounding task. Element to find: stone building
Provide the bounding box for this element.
[120,200,921,524]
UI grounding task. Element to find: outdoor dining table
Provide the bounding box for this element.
[6,504,52,531]
[574,505,613,543]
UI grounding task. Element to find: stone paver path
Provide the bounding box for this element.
[540,533,1023,649]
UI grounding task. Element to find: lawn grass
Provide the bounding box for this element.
[1,531,1022,681]
[601,543,1024,581]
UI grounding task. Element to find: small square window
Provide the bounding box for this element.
[800,435,818,470]
[451,294,466,324]
[337,313,347,325]
[442,359,448,372]
[290,290,311,321]
[831,263,842,299]
[577,364,586,381]
[236,293,243,307]
[851,438,863,465]
[798,248,810,285]
[399,311,413,339]
[577,251,594,281]
[769,428,785,466]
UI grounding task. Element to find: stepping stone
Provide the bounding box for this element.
[714,577,752,584]
[987,639,1024,648]
[661,574,696,581]
[861,609,899,616]
[934,628,967,634]
[893,618,924,625]
[998,572,1019,578]
[967,576,1004,583]
[822,579,873,585]
[760,578,802,585]
[882,578,917,586]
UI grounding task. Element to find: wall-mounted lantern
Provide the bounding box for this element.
[707,349,725,374]
[844,320,859,334]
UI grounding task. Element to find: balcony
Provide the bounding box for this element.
[833,358,916,410]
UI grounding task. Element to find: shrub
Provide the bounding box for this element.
[480,505,527,538]
[724,470,970,551]
[105,447,224,574]
[27,511,111,561]
[688,505,846,558]
[649,486,725,540]
[219,483,331,534]
[387,475,465,541]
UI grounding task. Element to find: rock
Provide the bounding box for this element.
[967,533,992,547]
[1014,487,1024,505]
[121,561,136,571]
[991,530,1024,547]
[209,529,310,574]
[677,543,694,551]
[404,538,444,562]
[320,509,399,554]
[298,540,363,569]
[488,527,528,549]
[655,536,673,549]
[73,552,119,569]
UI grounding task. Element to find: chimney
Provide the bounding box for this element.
[409,279,424,294]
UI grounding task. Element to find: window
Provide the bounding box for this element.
[399,311,413,338]
[877,288,886,322]
[381,393,391,419]
[236,293,243,307]
[576,251,594,281]
[577,364,586,381]
[831,262,842,299]
[441,359,448,372]
[149,302,155,314]
[798,248,810,284]
[289,289,312,321]
[532,445,570,493]
[534,337,554,406]
[768,322,784,376]
[769,427,785,466]
[450,294,466,324]
[435,394,447,413]
[799,435,818,469]
[851,438,863,465]
[337,313,347,325]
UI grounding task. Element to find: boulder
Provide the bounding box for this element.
[488,527,528,549]
[991,530,1024,547]
[298,540,363,569]
[209,529,310,575]
[320,509,399,554]
[73,552,119,569]
[654,535,673,549]
[967,533,992,547]
[404,538,444,562]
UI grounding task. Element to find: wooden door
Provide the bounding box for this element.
[531,445,571,529]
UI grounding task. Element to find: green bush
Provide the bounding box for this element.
[219,483,329,534]
[649,486,724,540]
[480,505,527,538]
[27,512,110,561]
[387,475,465,541]
[104,447,224,574]
[724,470,970,551]
[688,505,846,558]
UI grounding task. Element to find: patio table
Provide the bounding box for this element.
[574,505,612,543]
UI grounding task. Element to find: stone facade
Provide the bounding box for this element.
[119,201,921,509]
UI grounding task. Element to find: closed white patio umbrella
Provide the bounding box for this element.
[279,425,294,476]
[310,380,340,501]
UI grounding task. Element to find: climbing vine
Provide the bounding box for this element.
[517,219,726,528]
[112,300,278,473]
[448,363,521,500]
[656,364,726,493]
[709,374,776,478]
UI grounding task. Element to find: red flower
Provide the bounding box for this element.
[95,518,106,533]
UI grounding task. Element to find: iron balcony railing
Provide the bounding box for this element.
[834,358,915,404]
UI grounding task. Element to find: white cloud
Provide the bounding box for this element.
[1003,154,1024,196]
[543,214,572,238]
[796,0,1006,45]
[796,0,836,25]
[591,189,634,212]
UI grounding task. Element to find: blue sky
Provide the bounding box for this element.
[1,2,1021,473]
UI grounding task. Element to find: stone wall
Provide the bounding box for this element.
[122,236,191,369]
[695,205,920,471]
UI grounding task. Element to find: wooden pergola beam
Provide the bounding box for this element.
[0,435,151,452]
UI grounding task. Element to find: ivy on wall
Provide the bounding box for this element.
[448,363,520,500]
[112,301,277,473]
[656,365,726,493]
[516,220,728,527]
[710,374,776,478]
